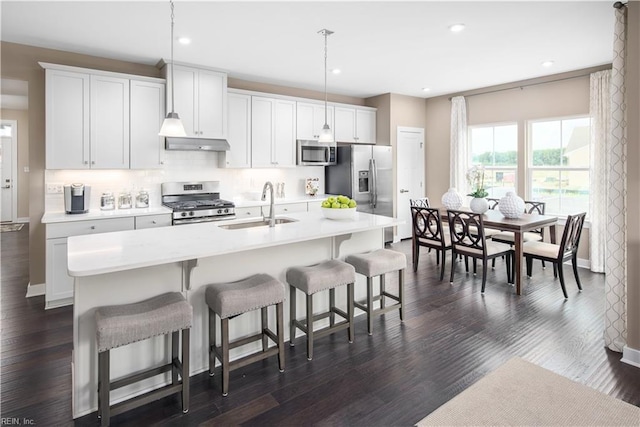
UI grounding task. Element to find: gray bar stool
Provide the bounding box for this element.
[95,292,192,427]
[345,249,406,335]
[286,259,356,361]
[205,273,285,396]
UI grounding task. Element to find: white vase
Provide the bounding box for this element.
[470,197,489,214]
[499,191,525,218]
[441,188,463,210]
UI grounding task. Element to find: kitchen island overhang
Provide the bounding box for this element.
[68,211,403,418]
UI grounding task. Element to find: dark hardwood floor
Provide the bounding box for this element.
[2,225,639,426]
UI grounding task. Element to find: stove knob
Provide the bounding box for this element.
[217,209,222,214]
[181,212,187,217]
[224,208,229,213]
[189,211,195,216]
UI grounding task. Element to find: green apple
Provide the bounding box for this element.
[331,202,341,209]
[348,199,357,208]
[327,196,336,204]
[340,203,349,209]
[321,200,332,208]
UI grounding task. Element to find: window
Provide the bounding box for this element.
[468,123,518,198]
[528,116,591,216]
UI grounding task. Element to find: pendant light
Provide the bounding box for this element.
[159,0,186,137]
[318,29,334,143]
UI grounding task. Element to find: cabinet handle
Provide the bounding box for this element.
[91,161,95,165]
[84,161,89,165]
[246,212,251,215]
[90,226,95,230]
[160,161,164,165]
[152,220,157,224]
[283,208,288,212]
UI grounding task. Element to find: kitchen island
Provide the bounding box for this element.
[68,210,402,418]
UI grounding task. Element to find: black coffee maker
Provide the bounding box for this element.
[64,183,91,214]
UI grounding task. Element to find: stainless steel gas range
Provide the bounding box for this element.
[161,181,236,225]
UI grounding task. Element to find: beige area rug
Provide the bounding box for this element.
[0,223,24,232]
[417,357,640,426]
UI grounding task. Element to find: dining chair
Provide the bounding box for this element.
[523,212,586,299]
[411,206,451,279]
[447,210,514,293]
[491,201,547,268]
[487,198,500,210]
[409,197,430,208]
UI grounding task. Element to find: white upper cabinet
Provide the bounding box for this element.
[251,96,296,168]
[167,64,227,139]
[45,69,90,169]
[90,75,130,169]
[221,91,252,168]
[43,63,166,170]
[334,106,376,144]
[130,80,165,169]
[296,102,334,140]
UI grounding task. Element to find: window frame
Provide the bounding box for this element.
[467,121,519,198]
[526,114,591,218]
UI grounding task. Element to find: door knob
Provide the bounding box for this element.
[2,185,10,189]
[400,189,409,193]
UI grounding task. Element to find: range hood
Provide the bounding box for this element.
[165,137,230,151]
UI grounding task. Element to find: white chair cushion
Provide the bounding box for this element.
[418,233,452,247]
[468,225,501,238]
[492,231,543,243]
[523,241,560,259]
[454,240,511,257]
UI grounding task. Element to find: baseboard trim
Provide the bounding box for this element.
[25,282,45,298]
[621,345,640,369]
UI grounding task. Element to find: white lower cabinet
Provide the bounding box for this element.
[235,206,263,218]
[45,215,170,308]
[273,202,308,215]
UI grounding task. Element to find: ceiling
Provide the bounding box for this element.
[0,1,615,99]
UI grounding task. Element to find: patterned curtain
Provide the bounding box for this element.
[589,70,610,273]
[604,5,627,353]
[450,96,468,193]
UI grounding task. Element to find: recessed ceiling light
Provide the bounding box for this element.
[331,68,341,75]
[422,87,431,92]
[541,60,554,67]
[449,23,465,33]
[178,37,191,45]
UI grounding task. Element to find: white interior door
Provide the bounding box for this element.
[0,131,14,222]
[397,127,425,239]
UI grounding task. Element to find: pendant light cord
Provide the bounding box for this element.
[324,30,328,125]
[170,0,176,115]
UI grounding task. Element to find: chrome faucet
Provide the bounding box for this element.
[261,181,276,227]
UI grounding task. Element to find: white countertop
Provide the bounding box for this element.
[67,211,402,277]
[42,206,173,224]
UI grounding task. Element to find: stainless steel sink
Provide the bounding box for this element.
[218,217,298,230]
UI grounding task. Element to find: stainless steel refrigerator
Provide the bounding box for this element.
[325,144,394,242]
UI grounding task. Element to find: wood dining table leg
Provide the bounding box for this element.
[515,231,524,295]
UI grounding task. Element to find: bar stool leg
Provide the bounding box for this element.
[261,306,268,351]
[306,294,314,361]
[276,302,285,372]
[289,286,296,347]
[99,350,110,427]
[221,317,230,396]
[366,277,374,335]
[380,274,386,309]
[347,283,355,343]
[181,328,190,413]
[208,308,216,376]
[399,269,405,321]
[171,330,179,385]
[329,288,335,327]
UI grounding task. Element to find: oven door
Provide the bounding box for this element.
[173,215,236,225]
[297,140,336,166]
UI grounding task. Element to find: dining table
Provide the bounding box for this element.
[479,209,558,295]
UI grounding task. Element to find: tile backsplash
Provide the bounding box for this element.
[45,151,325,212]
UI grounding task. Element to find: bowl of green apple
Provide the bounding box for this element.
[320,195,357,220]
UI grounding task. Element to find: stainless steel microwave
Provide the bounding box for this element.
[296,140,337,166]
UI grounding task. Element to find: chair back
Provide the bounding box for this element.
[487,198,500,210]
[411,206,446,248]
[447,210,487,258]
[558,212,586,260]
[524,200,546,235]
[410,197,430,208]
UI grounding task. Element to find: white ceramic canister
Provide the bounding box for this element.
[469,197,489,214]
[441,188,463,210]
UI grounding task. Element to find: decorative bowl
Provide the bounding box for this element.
[321,207,357,220]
